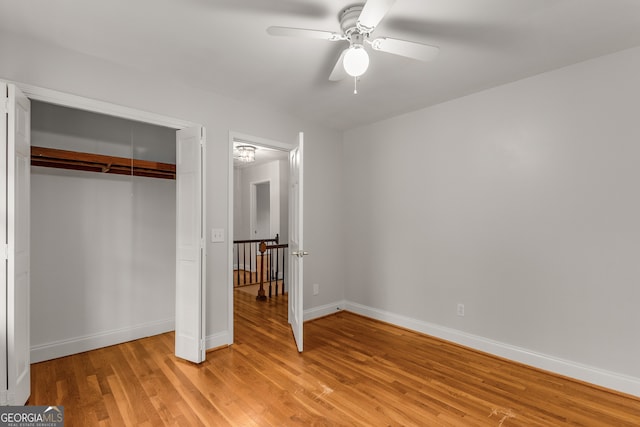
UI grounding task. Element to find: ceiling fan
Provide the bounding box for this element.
[266,0,439,91]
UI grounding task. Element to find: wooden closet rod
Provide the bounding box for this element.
[31,146,176,180]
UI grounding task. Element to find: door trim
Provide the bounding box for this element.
[13,81,196,130]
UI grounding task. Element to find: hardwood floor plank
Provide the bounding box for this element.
[30,289,640,426]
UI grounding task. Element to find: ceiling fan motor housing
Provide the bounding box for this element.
[340,5,365,36]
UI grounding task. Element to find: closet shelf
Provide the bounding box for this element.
[31,146,176,180]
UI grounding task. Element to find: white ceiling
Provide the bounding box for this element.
[2,0,640,131]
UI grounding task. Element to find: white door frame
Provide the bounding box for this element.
[228,131,294,343]
[13,82,195,130]
[11,81,206,358]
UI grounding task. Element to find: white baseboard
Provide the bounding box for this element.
[30,318,175,363]
[205,330,232,351]
[304,300,347,322]
[345,301,640,398]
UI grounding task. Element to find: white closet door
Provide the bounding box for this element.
[0,82,7,405]
[288,132,304,352]
[1,82,31,405]
[175,126,206,363]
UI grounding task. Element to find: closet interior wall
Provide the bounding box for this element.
[30,101,177,362]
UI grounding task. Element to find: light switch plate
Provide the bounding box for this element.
[211,228,225,243]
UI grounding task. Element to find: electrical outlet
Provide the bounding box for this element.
[313,283,319,296]
[457,303,465,317]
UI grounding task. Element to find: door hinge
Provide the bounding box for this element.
[1,98,8,114]
[200,339,206,353]
[3,244,8,260]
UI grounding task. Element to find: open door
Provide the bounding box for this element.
[1,82,31,405]
[175,126,206,363]
[288,132,305,352]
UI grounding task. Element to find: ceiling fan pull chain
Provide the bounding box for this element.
[354,76,358,95]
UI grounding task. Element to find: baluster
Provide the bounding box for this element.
[249,243,258,283]
[277,247,280,295]
[268,246,273,298]
[275,247,279,296]
[243,243,247,285]
[236,243,240,287]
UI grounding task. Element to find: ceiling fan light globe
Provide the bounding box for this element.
[343,46,370,77]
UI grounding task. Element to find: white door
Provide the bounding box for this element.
[1,82,31,405]
[0,82,7,405]
[288,132,305,352]
[175,126,206,363]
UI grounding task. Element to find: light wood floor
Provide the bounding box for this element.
[31,290,640,426]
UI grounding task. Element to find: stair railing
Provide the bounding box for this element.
[256,241,288,301]
[233,234,288,300]
[233,235,279,286]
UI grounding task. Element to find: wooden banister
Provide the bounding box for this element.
[233,237,278,245]
[233,236,287,299]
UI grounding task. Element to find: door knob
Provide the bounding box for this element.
[291,251,309,257]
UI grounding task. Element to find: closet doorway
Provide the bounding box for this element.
[3,82,205,405]
[19,84,206,361]
[30,100,179,363]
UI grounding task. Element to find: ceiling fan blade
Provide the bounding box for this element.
[215,1,329,19]
[370,37,440,61]
[267,26,344,41]
[329,49,349,81]
[357,0,396,31]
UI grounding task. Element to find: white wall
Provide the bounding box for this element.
[239,161,280,241]
[233,168,243,239]
[343,46,640,396]
[31,170,176,361]
[0,32,346,347]
[30,101,176,361]
[30,101,176,162]
[255,182,270,239]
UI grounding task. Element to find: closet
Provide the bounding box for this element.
[29,100,177,363]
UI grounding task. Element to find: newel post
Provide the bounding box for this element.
[256,241,267,301]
